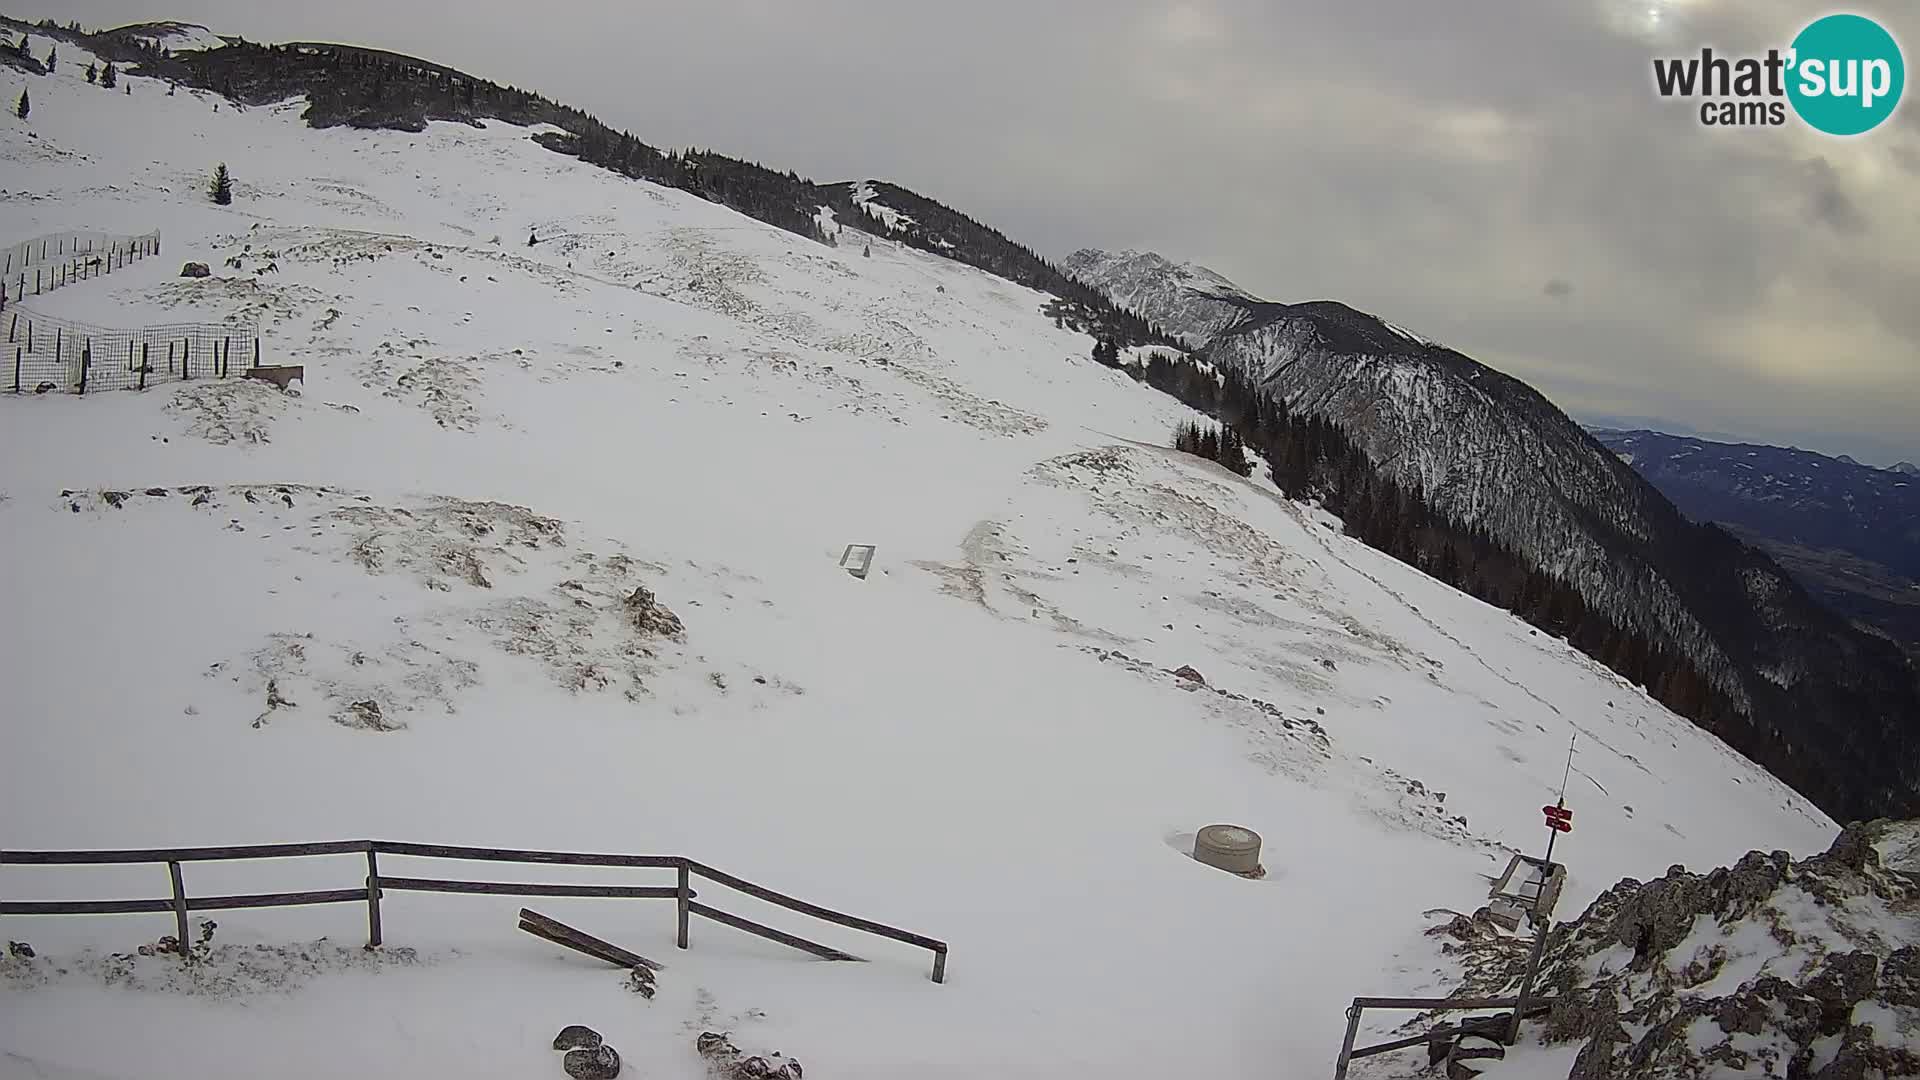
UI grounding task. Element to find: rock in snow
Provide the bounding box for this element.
[562,1044,620,1080]
[1451,819,1920,1078]
[551,1025,602,1052]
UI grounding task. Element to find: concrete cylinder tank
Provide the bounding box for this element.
[1193,824,1262,875]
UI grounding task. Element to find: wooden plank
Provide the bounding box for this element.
[366,850,383,948]
[676,864,690,950]
[519,917,663,972]
[684,860,943,952]
[687,901,863,963]
[931,945,947,984]
[376,842,681,869]
[518,908,665,972]
[1,897,175,915]
[1332,1004,1365,1080]
[166,862,190,952]
[187,889,368,911]
[1,840,371,865]
[382,876,681,900]
[1350,996,1523,1011]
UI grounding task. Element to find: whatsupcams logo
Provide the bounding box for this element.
[1653,13,1905,134]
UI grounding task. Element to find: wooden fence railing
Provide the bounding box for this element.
[0,230,162,306]
[0,840,948,982]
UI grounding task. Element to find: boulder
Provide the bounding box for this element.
[552,1025,602,1052]
[1803,951,1878,1032]
[1172,665,1205,684]
[180,262,211,278]
[1878,945,1920,1007]
[625,586,685,637]
[562,1044,621,1080]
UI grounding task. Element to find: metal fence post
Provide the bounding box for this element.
[139,343,148,391]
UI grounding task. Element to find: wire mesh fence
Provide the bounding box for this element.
[4,306,262,395]
[0,231,164,307]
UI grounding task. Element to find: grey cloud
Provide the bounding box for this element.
[1801,158,1866,234]
[22,0,1920,463]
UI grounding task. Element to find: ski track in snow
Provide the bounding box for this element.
[0,39,1836,1080]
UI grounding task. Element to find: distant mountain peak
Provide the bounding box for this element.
[1061,248,1261,347]
[1893,461,1920,476]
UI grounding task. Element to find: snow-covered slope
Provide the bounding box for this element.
[1066,250,1920,826]
[0,34,1836,1080]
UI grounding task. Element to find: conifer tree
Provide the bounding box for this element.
[100,62,116,89]
[14,86,27,120]
[85,61,97,84]
[209,162,233,205]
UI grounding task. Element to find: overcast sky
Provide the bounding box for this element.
[25,0,1920,464]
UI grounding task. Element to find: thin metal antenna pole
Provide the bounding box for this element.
[1544,735,1574,864]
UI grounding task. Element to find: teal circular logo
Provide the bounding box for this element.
[1787,14,1904,135]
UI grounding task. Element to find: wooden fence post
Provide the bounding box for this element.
[1332,1002,1364,1080]
[365,848,383,948]
[253,336,261,369]
[139,343,148,390]
[12,347,19,393]
[78,341,90,394]
[676,863,690,949]
[932,945,947,984]
[128,341,135,371]
[166,861,190,959]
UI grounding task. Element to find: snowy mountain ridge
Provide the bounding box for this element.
[1065,249,1920,825]
[0,21,1849,1080]
[1061,247,1261,348]
[1591,428,1920,655]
